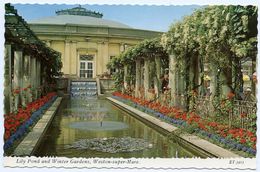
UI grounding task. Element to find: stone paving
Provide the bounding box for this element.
[107,97,240,158]
[13,97,62,156]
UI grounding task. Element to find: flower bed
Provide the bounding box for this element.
[112,91,256,156]
[4,92,58,150]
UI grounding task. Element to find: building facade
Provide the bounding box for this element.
[29,6,161,79]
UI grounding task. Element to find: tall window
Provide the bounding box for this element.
[79,55,94,78]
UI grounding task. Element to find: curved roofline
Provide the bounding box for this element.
[29,23,163,40]
[30,14,132,29]
[29,22,163,33]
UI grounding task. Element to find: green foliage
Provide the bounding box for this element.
[161,5,257,99]
[112,70,124,91]
[108,38,168,68]
[5,4,62,82]
[107,38,168,87]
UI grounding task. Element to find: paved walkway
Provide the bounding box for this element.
[13,97,62,156]
[107,97,240,158]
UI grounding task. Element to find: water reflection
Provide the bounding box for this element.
[35,98,199,158]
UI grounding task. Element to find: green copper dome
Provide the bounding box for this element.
[56,5,103,18]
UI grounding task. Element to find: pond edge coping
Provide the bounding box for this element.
[13,97,63,156]
[107,97,240,158]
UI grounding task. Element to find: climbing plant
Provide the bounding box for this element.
[107,38,168,91]
[161,5,257,111]
[5,3,62,82]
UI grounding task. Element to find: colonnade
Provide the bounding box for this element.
[121,52,233,109]
[4,45,43,114]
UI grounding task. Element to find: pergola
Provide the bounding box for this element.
[4,4,62,114]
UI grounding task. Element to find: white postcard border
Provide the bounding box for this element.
[1,0,259,171]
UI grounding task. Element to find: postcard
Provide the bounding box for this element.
[1,0,258,171]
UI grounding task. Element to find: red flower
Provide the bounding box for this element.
[208,122,218,127]
[247,131,254,137]
[4,92,57,140]
[198,122,206,130]
[181,113,187,120]
[240,138,246,144]
[251,137,257,143]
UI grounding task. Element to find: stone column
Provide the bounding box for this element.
[35,59,39,99]
[28,56,32,102]
[178,72,185,107]
[97,42,103,76]
[221,73,231,96]
[22,55,30,106]
[70,41,77,77]
[169,53,177,106]
[194,56,200,91]
[13,50,23,111]
[190,56,200,91]
[103,42,109,76]
[210,66,217,101]
[30,57,37,101]
[27,56,32,103]
[123,65,128,90]
[144,58,150,100]
[135,59,141,97]
[37,59,41,98]
[64,40,71,76]
[154,56,161,98]
[20,54,24,106]
[175,71,180,106]
[4,45,12,114]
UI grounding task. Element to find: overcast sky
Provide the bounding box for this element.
[13,4,202,32]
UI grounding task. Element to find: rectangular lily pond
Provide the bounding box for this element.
[34,97,203,158]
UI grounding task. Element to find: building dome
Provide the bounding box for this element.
[30,6,132,29]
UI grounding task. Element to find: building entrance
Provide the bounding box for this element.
[79,55,94,78]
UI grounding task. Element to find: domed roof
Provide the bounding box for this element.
[30,6,132,29]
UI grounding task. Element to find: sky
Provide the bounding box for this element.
[12,4,202,32]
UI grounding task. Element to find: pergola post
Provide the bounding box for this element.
[169,53,177,106]
[135,59,141,97]
[19,54,26,108]
[221,71,231,97]
[178,72,185,107]
[13,50,23,111]
[37,59,41,97]
[144,58,150,100]
[4,44,12,114]
[35,59,39,99]
[42,66,47,94]
[210,66,217,101]
[154,56,161,98]
[30,57,37,101]
[123,65,128,91]
[64,40,70,75]
[27,56,32,103]
[22,55,30,105]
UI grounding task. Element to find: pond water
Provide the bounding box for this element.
[34,97,201,158]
